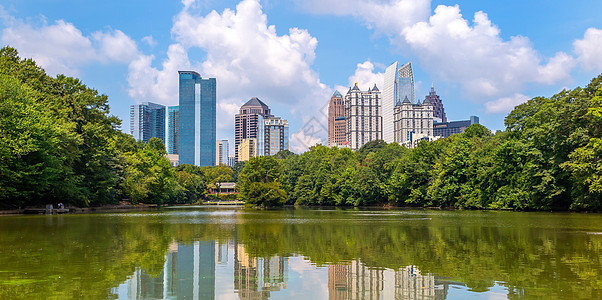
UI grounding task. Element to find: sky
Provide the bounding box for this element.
[2,0,602,153]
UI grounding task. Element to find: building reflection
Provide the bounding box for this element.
[120,240,217,299]
[328,261,448,300]
[234,243,288,299]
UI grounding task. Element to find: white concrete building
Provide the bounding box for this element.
[345,83,382,150]
[394,96,434,148]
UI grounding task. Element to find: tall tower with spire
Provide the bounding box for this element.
[328,90,345,146]
[425,84,446,122]
[383,62,415,143]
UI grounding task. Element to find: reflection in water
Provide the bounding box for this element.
[1,208,601,299]
[117,241,217,299]
[234,243,288,299]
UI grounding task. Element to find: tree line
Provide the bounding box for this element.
[0,47,233,209]
[238,74,602,211]
[1,46,601,210]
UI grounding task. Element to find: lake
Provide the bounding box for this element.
[0,207,601,299]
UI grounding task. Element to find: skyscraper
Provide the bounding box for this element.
[328,90,346,147]
[394,96,433,146]
[345,83,382,150]
[130,102,166,143]
[383,62,414,143]
[216,140,229,166]
[167,106,179,154]
[257,116,289,156]
[425,85,447,122]
[234,97,272,161]
[178,71,216,167]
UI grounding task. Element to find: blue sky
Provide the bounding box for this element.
[2,0,602,153]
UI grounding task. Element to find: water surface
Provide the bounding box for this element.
[1,207,601,299]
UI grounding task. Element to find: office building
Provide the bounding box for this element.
[228,155,236,167]
[393,96,433,145]
[235,97,272,161]
[129,102,166,143]
[216,140,229,166]
[167,106,179,154]
[178,71,216,166]
[383,62,414,143]
[345,83,382,151]
[425,85,447,123]
[257,116,289,156]
[328,90,346,146]
[238,138,258,162]
[433,116,480,138]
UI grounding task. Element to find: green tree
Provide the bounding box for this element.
[238,156,286,206]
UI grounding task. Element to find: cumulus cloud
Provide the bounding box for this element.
[0,12,144,76]
[141,35,157,47]
[127,0,332,150]
[574,27,602,71]
[299,0,578,103]
[485,93,529,114]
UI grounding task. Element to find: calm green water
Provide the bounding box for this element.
[0,207,601,299]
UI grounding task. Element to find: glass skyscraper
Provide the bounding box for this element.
[383,62,414,143]
[130,102,166,143]
[167,106,179,154]
[178,71,216,167]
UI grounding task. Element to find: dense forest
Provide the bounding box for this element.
[1,46,601,210]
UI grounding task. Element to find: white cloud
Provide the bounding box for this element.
[574,27,602,71]
[126,43,191,105]
[0,12,144,76]
[485,93,529,114]
[141,35,157,47]
[299,1,577,104]
[94,30,139,63]
[1,19,96,75]
[346,61,384,90]
[127,0,332,152]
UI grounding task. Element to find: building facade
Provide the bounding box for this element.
[228,155,236,167]
[129,102,166,143]
[394,96,433,145]
[345,83,382,151]
[238,138,258,162]
[382,62,415,143]
[433,116,480,138]
[216,140,229,166]
[178,71,216,167]
[234,98,272,161]
[425,85,447,123]
[257,116,289,156]
[328,90,346,146]
[167,106,179,154]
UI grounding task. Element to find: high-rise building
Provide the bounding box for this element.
[257,116,289,156]
[424,85,446,122]
[130,102,166,143]
[394,96,433,146]
[234,98,272,161]
[345,83,382,150]
[227,155,236,167]
[383,62,414,143]
[167,106,179,154]
[216,140,229,166]
[238,138,258,162]
[433,116,480,138]
[328,90,346,146]
[178,71,216,167]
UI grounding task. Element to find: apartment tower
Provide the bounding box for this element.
[345,83,382,150]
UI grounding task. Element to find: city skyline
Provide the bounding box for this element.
[2,0,602,153]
